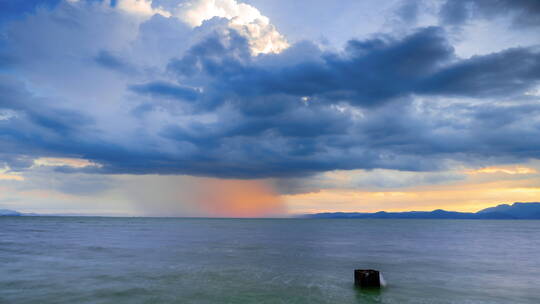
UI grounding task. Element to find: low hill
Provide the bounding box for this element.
[303,202,540,219]
[0,209,22,216]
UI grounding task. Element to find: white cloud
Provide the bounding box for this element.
[177,0,289,55]
[71,0,171,18]
[115,0,171,18]
[0,110,18,121]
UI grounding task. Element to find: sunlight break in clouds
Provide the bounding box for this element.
[33,158,101,168]
[177,0,289,54]
[0,171,24,181]
[467,166,538,175]
[113,0,171,18]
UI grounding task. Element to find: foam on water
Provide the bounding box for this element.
[379,273,387,287]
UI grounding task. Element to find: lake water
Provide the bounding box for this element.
[1,217,539,303]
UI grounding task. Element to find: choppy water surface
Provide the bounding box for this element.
[1,217,539,303]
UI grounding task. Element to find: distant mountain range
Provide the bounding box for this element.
[0,209,22,216]
[3,202,540,219]
[302,202,540,219]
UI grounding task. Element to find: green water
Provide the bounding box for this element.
[1,217,539,303]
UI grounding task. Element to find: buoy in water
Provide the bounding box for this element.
[354,269,383,288]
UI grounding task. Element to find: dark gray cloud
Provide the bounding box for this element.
[129,81,200,101]
[396,0,422,24]
[94,50,136,74]
[420,47,540,97]
[169,27,455,107]
[2,13,540,179]
[439,0,540,27]
[0,77,107,170]
[164,27,540,109]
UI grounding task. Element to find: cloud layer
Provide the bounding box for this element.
[1,0,539,184]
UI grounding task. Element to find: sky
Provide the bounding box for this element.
[0,0,539,217]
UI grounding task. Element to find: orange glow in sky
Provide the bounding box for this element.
[283,165,540,215]
[466,166,538,175]
[194,179,286,217]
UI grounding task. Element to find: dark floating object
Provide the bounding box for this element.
[354,269,384,288]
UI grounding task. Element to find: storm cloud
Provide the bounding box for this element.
[1,0,540,181]
[439,0,540,27]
